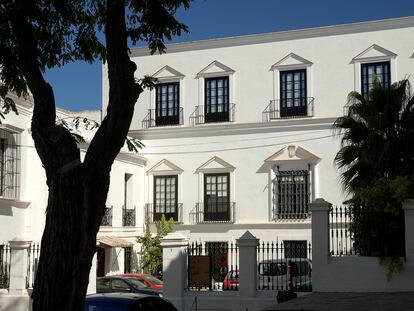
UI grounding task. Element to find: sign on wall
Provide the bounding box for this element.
[188,255,211,287]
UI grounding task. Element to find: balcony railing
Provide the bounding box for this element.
[195,202,235,223]
[142,107,184,128]
[189,104,235,126]
[262,97,314,122]
[101,206,113,227]
[122,205,136,227]
[144,203,183,223]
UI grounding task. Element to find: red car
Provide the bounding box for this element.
[115,274,163,292]
[223,270,239,290]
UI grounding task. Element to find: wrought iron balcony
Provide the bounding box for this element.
[195,202,235,223]
[101,206,113,226]
[189,104,235,126]
[142,107,183,128]
[122,205,136,227]
[144,203,183,223]
[262,97,314,122]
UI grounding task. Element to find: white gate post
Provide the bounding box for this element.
[403,199,414,263]
[237,231,259,298]
[8,237,32,295]
[160,232,189,310]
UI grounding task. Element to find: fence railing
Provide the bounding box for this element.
[194,202,236,223]
[257,241,312,292]
[187,241,239,291]
[0,244,10,289]
[101,206,113,227]
[262,97,314,122]
[189,104,236,126]
[26,242,40,288]
[122,206,136,227]
[329,206,356,256]
[142,107,184,128]
[144,203,183,223]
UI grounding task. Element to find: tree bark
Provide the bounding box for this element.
[8,1,142,310]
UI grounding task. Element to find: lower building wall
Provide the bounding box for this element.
[0,293,31,311]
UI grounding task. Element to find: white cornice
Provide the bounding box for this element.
[130,16,414,57]
[129,117,337,140]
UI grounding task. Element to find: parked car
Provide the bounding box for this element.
[223,270,239,290]
[257,258,312,291]
[96,276,161,297]
[115,274,163,292]
[84,292,177,311]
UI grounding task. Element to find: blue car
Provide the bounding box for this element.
[84,293,177,311]
[96,277,161,297]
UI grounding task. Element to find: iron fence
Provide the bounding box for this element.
[101,206,113,227]
[193,202,236,224]
[330,206,356,256]
[122,205,136,227]
[187,241,239,291]
[142,107,184,128]
[27,242,40,289]
[144,203,183,223]
[262,97,314,122]
[257,240,312,292]
[0,244,10,289]
[189,104,236,126]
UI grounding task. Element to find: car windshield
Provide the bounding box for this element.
[124,277,149,289]
[143,275,163,285]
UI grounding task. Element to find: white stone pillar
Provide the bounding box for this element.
[160,232,189,311]
[236,231,259,298]
[403,199,414,263]
[309,198,331,265]
[8,237,32,295]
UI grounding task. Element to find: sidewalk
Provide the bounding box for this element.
[263,292,414,311]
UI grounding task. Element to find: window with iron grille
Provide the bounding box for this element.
[124,247,132,273]
[205,77,229,122]
[361,61,390,99]
[273,170,309,219]
[0,130,20,200]
[155,82,180,126]
[284,240,308,258]
[204,173,230,221]
[154,175,178,221]
[280,69,307,117]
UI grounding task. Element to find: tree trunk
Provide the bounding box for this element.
[32,161,109,311]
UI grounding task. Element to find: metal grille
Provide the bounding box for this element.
[0,130,20,200]
[273,170,310,219]
[101,206,113,226]
[257,241,312,292]
[188,241,239,291]
[0,244,10,289]
[145,203,183,223]
[122,206,136,227]
[27,242,40,288]
[124,247,132,273]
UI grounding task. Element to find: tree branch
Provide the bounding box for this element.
[84,0,143,174]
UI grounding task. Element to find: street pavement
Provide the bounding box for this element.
[262,292,414,311]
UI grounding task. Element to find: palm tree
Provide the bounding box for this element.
[333,79,414,257]
[334,79,414,193]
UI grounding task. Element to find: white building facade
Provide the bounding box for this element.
[101,17,414,248]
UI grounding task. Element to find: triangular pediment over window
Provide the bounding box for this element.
[351,44,397,63]
[264,145,320,164]
[196,60,235,78]
[196,156,236,173]
[147,159,184,175]
[152,65,185,80]
[270,53,313,70]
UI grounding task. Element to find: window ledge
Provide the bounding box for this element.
[0,197,31,208]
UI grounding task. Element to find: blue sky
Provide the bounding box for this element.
[44,0,414,111]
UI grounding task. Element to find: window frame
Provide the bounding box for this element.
[155,81,180,126]
[360,61,391,99]
[153,175,178,222]
[203,172,230,221]
[279,69,308,118]
[204,76,230,123]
